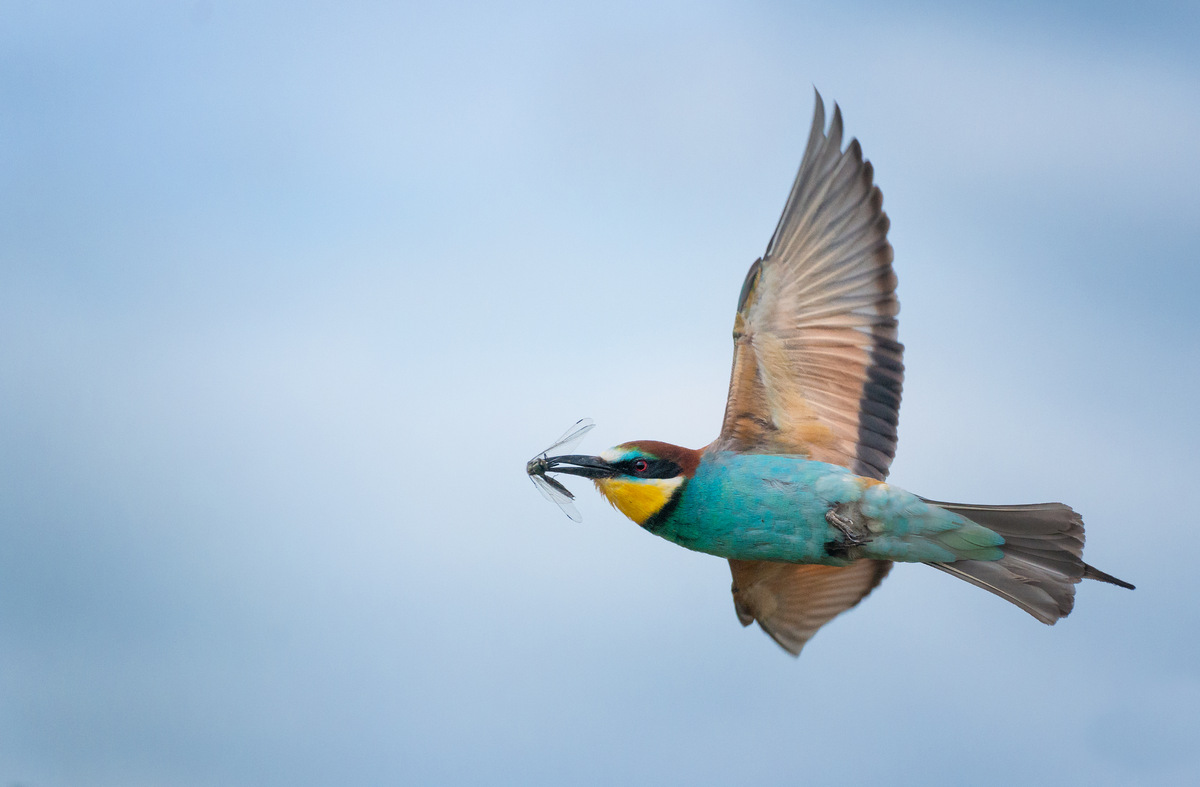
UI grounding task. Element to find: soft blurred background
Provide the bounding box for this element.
[2,1,1198,784]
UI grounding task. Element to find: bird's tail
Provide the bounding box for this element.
[920,499,1134,624]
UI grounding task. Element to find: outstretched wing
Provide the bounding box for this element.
[729,559,891,656]
[715,91,902,470]
[717,92,903,655]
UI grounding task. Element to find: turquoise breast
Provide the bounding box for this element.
[650,452,859,564]
[647,451,1003,565]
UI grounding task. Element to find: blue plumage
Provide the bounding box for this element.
[654,453,1004,565]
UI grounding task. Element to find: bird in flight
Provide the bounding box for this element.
[528,91,1133,656]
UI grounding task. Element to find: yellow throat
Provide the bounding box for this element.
[594,476,683,525]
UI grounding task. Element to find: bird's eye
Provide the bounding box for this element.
[632,459,649,474]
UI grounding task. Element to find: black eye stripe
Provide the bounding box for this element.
[615,457,680,479]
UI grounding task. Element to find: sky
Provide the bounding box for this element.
[2,1,1198,784]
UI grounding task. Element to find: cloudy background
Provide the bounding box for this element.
[2,1,1198,784]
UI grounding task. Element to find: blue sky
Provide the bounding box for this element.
[2,1,1198,784]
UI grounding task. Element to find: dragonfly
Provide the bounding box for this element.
[526,418,595,522]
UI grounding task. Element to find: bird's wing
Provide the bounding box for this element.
[718,92,903,655]
[729,559,892,656]
[714,91,902,475]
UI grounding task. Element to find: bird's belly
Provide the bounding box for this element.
[649,455,860,565]
[645,453,1005,566]
[653,507,847,564]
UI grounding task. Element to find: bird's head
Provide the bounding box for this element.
[546,441,701,526]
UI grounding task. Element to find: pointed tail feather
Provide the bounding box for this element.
[1084,563,1135,589]
[919,499,1134,624]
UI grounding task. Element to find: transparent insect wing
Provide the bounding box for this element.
[529,474,583,522]
[540,417,594,458]
[526,418,593,522]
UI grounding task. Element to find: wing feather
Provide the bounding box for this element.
[716,89,901,475]
[729,559,892,656]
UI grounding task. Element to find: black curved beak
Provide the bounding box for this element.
[546,454,615,479]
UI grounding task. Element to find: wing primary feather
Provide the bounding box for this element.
[764,88,828,259]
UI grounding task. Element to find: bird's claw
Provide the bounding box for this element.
[826,509,870,547]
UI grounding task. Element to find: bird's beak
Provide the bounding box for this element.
[546,454,615,479]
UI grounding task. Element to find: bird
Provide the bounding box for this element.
[533,90,1134,656]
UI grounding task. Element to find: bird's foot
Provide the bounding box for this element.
[825,508,870,547]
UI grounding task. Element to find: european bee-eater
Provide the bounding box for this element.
[531,92,1133,656]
